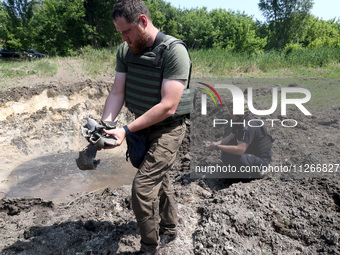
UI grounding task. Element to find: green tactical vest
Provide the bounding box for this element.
[124,34,194,119]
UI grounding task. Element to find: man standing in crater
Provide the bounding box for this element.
[101,0,192,254]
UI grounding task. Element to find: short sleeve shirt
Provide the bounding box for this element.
[231,116,265,154]
[232,123,256,146]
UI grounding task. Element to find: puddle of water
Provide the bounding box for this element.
[5,151,136,202]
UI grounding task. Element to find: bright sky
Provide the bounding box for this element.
[166,0,340,22]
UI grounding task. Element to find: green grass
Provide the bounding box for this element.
[0,58,58,79]
[0,47,338,110]
[190,47,340,78]
[1,46,339,88]
[214,74,339,110]
[257,83,339,108]
[78,47,117,78]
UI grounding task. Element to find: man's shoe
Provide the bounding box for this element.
[159,231,177,248]
[137,250,159,255]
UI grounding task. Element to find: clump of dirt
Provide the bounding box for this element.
[0,76,339,254]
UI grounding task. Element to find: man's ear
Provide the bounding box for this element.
[139,14,148,28]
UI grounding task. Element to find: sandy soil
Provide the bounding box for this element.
[0,59,339,254]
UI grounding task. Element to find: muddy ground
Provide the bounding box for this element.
[0,66,339,254]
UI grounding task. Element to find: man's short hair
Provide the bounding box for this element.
[111,0,150,24]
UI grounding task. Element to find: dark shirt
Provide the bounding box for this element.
[231,114,271,157]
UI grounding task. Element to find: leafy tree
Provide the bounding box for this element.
[31,0,90,56]
[145,0,166,30]
[258,0,314,49]
[0,2,8,47]
[145,0,181,38]
[84,0,121,48]
[1,0,339,57]
[303,16,340,48]
[210,9,266,54]
[177,7,218,49]
[1,0,37,50]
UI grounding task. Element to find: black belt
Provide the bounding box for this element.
[165,118,183,127]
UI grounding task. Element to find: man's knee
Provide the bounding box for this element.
[221,152,241,166]
[240,153,264,166]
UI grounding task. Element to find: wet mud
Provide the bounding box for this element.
[6,152,136,202]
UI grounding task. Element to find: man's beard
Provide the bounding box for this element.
[129,25,150,54]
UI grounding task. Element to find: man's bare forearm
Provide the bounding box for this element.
[221,133,235,145]
[102,92,125,122]
[127,101,176,132]
[102,72,126,122]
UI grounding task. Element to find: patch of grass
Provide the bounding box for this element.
[261,78,340,108]
[1,46,339,97]
[0,58,58,79]
[79,47,116,78]
[35,59,59,76]
[215,76,339,110]
[190,47,340,79]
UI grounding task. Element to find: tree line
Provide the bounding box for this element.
[0,0,339,56]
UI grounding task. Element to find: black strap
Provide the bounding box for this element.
[151,31,166,50]
[151,32,191,87]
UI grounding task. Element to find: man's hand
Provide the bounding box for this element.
[104,127,126,148]
[204,141,218,150]
[100,120,117,130]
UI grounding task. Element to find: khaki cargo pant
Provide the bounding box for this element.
[132,121,186,253]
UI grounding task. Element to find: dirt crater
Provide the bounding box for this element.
[0,76,339,254]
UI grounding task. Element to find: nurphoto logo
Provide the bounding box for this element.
[197,82,223,115]
[199,83,312,128]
